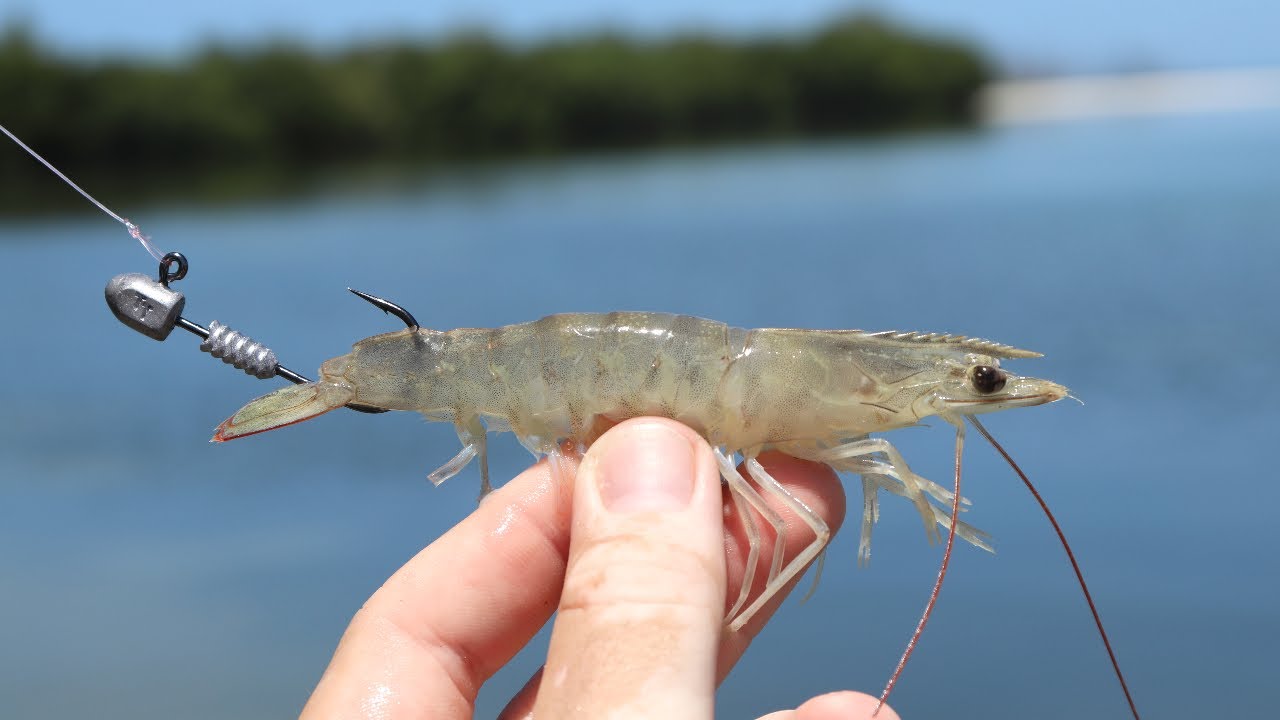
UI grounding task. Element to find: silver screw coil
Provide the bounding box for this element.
[200,321,279,379]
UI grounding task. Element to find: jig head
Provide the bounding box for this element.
[105,252,386,413]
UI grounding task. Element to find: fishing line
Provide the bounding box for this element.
[1,121,164,261]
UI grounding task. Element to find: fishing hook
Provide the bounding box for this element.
[349,288,419,329]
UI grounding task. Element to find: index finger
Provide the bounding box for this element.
[500,451,849,719]
[301,455,579,719]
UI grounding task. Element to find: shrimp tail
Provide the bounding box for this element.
[212,382,354,442]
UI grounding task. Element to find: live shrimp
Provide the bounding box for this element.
[210,304,1134,713]
[216,311,1061,584]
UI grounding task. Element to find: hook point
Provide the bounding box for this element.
[348,288,419,329]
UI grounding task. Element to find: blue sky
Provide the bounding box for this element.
[5,0,1279,74]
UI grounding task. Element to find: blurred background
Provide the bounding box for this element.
[2,2,1277,718]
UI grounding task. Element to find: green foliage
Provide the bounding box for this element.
[0,16,990,175]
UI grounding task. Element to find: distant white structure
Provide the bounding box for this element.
[980,67,1280,124]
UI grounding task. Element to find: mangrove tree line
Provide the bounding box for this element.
[0,15,989,175]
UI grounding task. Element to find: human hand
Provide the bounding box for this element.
[300,418,899,719]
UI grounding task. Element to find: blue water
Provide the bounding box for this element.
[2,111,1278,719]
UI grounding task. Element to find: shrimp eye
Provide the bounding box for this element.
[970,365,1007,394]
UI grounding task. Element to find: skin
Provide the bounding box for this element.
[300,418,900,720]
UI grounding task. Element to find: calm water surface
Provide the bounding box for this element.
[2,112,1278,719]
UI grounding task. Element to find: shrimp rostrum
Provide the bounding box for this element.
[214,306,1066,630]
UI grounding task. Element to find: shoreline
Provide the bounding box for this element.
[980,67,1280,124]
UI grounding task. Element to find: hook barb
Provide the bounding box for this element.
[348,288,419,329]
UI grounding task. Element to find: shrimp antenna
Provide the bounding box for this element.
[875,419,965,714]
[348,288,419,329]
[969,416,1141,720]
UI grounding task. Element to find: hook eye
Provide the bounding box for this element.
[159,252,188,287]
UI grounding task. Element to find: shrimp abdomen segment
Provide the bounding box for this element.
[461,312,737,445]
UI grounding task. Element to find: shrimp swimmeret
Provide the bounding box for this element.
[213,308,1064,622]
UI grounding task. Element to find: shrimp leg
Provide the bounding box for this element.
[728,457,830,631]
[827,458,913,564]
[469,419,492,499]
[861,474,881,566]
[725,484,762,621]
[427,417,490,499]
[819,438,945,545]
[713,448,787,628]
[822,441,992,555]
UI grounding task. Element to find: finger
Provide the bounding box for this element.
[533,419,726,720]
[301,452,579,720]
[501,453,849,717]
[757,691,900,720]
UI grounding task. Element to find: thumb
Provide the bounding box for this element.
[533,418,726,720]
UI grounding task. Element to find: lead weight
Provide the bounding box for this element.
[105,272,185,341]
